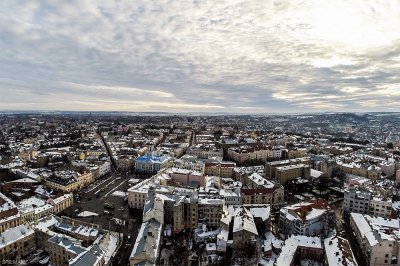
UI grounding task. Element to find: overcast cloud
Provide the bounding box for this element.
[1,0,400,113]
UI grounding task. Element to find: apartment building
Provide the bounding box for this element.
[0,193,73,233]
[279,200,334,238]
[204,162,236,178]
[336,161,382,180]
[370,197,393,218]
[274,236,323,266]
[265,157,310,179]
[45,171,94,192]
[350,213,400,266]
[343,188,371,215]
[275,163,311,186]
[198,198,224,228]
[227,146,283,164]
[287,148,307,159]
[241,187,284,205]
[187,144,223,159]
[0,224,35,261]
[47,235,86,265]
[129,219,163,266]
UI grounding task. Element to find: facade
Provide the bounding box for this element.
[0,193,18,220]
[116,156,135,172]
[198,198,223,227]
[241,187,284,205]
[172,196,198,232]
[168,168,205,187]
[98,161,111,177]
[343,188,371,215]
[204,162,236,178]
[370,197,392,218]
[336,162,382,180]
[287,148,307,159]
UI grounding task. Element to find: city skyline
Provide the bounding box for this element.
[1,0,400,113]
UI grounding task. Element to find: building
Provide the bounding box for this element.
[0,224,35,261]
[0,193,18,220]
[343,188,371,215]
[275,164,310,186]
[45,171,95,192]
[134,153,172,175]
[187,144,223,159]
[0,193,73,233]
[172,195,198,232]
[287,148,307,159]
[265,157,310,179]
[370,197,392,218]
[279,200,334,238]
[241,187,284,205]
[198,198,223,228]
[204,162,236,178]
[350,213,400,266]
[227,146,283,164]
[232,208,258,249]
[167,168,205,187]
[47,234,86,265]
[129,219,163,265]
[274,235,323,266]
[336,161,382,180]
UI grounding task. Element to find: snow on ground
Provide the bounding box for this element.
[111,191,126,197]
[77,211,99,217]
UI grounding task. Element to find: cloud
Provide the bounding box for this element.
[0,0,400,112]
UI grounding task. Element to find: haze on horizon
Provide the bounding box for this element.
[1,0,400,113]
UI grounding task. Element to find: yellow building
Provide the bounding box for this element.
[204,162,236,178]
[45,171,94,192]
[0,224,36,261]
[0,194,73,233]
[275,164,310,186]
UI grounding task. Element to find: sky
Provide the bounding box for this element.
[1,0,400,113]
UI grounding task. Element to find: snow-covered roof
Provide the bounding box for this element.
[324,235,357,266]
[232,207,258,235]
[249,206,271,221]
[0,224,34,248]
[0,193,17,212]
[275,236,322,266]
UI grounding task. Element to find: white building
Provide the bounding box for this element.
[134,153,172,175]
[343,188,371,215]
[350,213,400,266]
[279,200,334,238]
[98,161,111,177]
[370,197,392,218]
